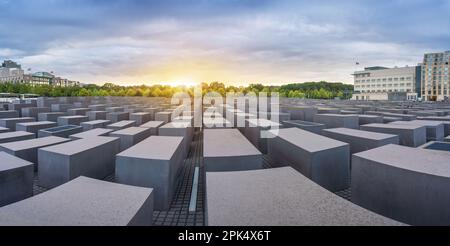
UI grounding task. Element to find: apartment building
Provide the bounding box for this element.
[421,51,450,101]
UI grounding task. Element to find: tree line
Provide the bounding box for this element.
[0,81,353,99]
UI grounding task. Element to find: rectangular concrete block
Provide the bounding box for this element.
[67,108,90,116]
[8,103,34,117]
[0,152,34,207]
[268,128,350,192]
[360,123,427,147]
[282,120,325,134]
[38,112,65,122]
[155,112,172,123]
[139,121,165,135]
[81,120,111,130]
[107,120,136,131]
[203,129,263,172]
[0,111,19,119]
[21,107,51,119]
[206,167,403,226]
[0,117,35,131]
[358,115,383,125]
[106,112,130,123]
[38,125,83,138]
[38,136,120,188]
[51,104,74,112]
[0,176,154,226]
[16,121,57,136]
[390,120,445,141]
[0,131,35,144]
[244,119,282,154]
[116,136,184,210]
[88,104,106,111]
[69,128,115,140]
[57,115,89,126]
[130,112,152,125]
[159,122,194,158]
[314,114,359,129]
[352,145,450,225]
[86,111,107,121]
[110,127,152,151]
[322,128,399,154]
[106,107,124,113]
[0,136,71,170]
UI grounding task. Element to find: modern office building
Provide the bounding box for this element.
[421,51,450,101]
[352,66,419,101]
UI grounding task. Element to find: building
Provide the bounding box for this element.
[0,60,79,86]
[0,60,24,83]
[352,66,420,101]
[421,51,450,101]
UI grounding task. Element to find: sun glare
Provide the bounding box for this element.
[164,79,199,87]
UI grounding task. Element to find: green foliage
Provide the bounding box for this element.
[0,81,353,99]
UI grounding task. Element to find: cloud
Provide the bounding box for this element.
[0,0,449,85]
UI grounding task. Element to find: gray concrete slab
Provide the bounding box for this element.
[8,103,34,117]
[69,128,115,140]
[110,127,152,151]
[130,112,152,125]
[38,125,84,138]
[38,112,65,122]
[0,131,35,144]
[81,120,111,130]
[21,107,50,119]
[57,115,89,126]
[322,128,399,154]
[107,120,136,131]
[382,116,403,123]
[0,127,9,133]
[106,112,130,123]
[16,121,57,136]
[0,176,153,226]
[203,129,263,172]
[139,121,165,135]
[282,120,326,134]
[106,107,124,113]
[244,119,282,154]
[67,108,90,116]
[206,167,403,226]
[0,136,71,170]
[358,115,383,125]
[268,128,350,192]
[51,104,74,112]
[360,123,426,147]
[86,111,107,121]
[390,120,445,141]
[38,136,120,188]
[88,104,107,111]
[0,117,35,131]
[352,144,450,225]
[0,110,19,119]
[116,136,184,210]
[0,152,34,207]
[155,111,172,123]
[159,122,194,158]
[314,114,359,129]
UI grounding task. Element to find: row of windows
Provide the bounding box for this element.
[422,91,450,95]
[355,77,412,83]
[355,83,412,88]
[358,89,412,93]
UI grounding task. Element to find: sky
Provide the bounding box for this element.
[1,0,449,86]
